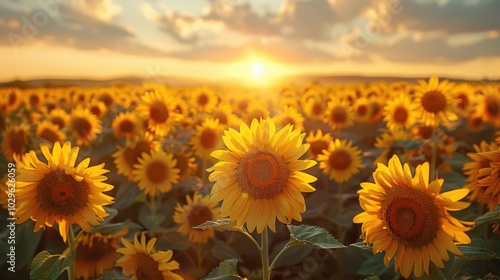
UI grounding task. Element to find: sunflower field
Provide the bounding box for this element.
[1,77,500,280]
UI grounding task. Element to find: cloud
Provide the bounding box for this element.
[391,0,500,34]
[0,1,167,56]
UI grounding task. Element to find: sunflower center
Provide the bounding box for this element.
[39,128,59,143]
[393,106,409,124]
[146,161,168,183]
[417,125,433,139]
[149,102,169,123]
[119,119,135,134]
[10,130,26,155]
[90,106,102,117]
[309,140,328,157]
[485,96,499,117]
[30,95,40,106]
[76,238,115,262]
[200,129,217,149]
[421,90,447,113]
[382,188,439,248]
[73,118,92,137]
[37,170,89,216]
[237,150,289,199]
[214,112,228,125]
[328,149,352,170]
[370,102,381,119]
[330,107,347,124]
[281,116,295,127]
[357,105,368,117]
[99,93,113,107]
[188,205,213,227]
[135,253,163,280]
[124,141,151,170]
[8,92,17,105]
[312,103,323,116]
[198,93,209,106]
[457,93,468,110]
[51,116,65,129]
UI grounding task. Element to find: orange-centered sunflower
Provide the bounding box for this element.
[207,118,317,233]
[15,141,114,242]
[353,155,471,279]
[414,76,458,127]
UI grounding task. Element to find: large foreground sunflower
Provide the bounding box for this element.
[15,141,114,242]
[116,232,182,280]
[353,155,471,279]
[207,118,317,233]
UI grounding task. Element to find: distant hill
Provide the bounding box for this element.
[0,75,497,89]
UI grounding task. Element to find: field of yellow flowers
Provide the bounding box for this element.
[1,77,500,280]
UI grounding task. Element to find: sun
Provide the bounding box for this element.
[251,62,266,77]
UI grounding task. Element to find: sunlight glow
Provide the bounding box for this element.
[251,62,266,77]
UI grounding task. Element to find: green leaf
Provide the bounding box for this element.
[91,219,142,234]
[287,224,346,249]
[194,218,243,232]
[358,253,392,277]
[349,242,373,252]
[30,249,76,280]
[457,238,499,261]
[15,221,44,269]
[211,239,243,262]
[96,269,130,280]
[474,206,500,229]
[139,205,166,230]
[202,259,243,280]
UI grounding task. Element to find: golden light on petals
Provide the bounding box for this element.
[207,118,317,233]
[317,139,362,183]
[1,123,29,161]
[414,76,458,127]
[132,149,180,196]
[353,155,471,279]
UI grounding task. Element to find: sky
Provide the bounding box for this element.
[1,0,499,82]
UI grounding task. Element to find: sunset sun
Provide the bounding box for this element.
[251,62,266,77]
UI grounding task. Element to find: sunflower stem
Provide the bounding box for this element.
[268,242,298,273]
[260,228,270,280]
[67,226,76,280]
[337,183,345,242]
[194,243,203,269]
[241,229,262,254]
[430,128,438,181]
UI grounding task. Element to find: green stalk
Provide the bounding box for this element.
[261,228,270,280]
[67,226,76,280]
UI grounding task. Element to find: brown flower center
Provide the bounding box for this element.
[99,93,113,107]
[485,95,499,117]
[214,112,228,125]
[237,150,289,199]
[198,93,209,106]
[312,103,323,116]
[135,253,163,280]
[29,95,41,106]
[330,106,347,124]
[8,91,17,105]
[124,141,152,170]
[118,119,135,134]
[382,188,439,248]
[421,90,447,113]
[309,140,328,157]
[90,106,102,117]
[200,129,217,149]
[457,93,468,110]
[188,205,213,227]
[149,102,169,123]
[146,161,168,183]
[39,128,60,143]
[37,170,89,216]
[393,106,409,124]
[51,116,65,129]
[417,125,433,139]
[328,149,352,170]
[9,129,26,155]
[357,104,368,117]
[72,117,92,137]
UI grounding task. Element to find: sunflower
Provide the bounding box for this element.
[477,87,500,125]
[190,118,224,160]
[112,112,141,138]
[172,150,198,182]
[116,232,182,280]
[1,123,30,161]
[75,229,128,280]
[306,129,332,159]
[467,112,485,132]
[137,90,181,137]
[190,87,219,114]
[414,76,458,127]
[70,107,102,146]
[273,106,305,131]
[475,148,500,205]
[353,97,372,123]
[25,90,45,110]
[368,97,385,123]
[242,103,270,126]
[383,95,418,132]
[14,141,114,242]
[317,139,362,183]
[451,83,476,118]
[36,120,66,144]
[353,155,471,279]
[212,103,240,129]
[3,88,22,112]
[405,142,457,173]
[88,99,107,119]
[207,118,317,233]
[132,149,180,196]
[374,129,411,165]
[48,108,71,129]
[173,192,223,243]
[323,98,354,130]
[463,141,499,210]
[112,134,160,180]
[97,90,116,110]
